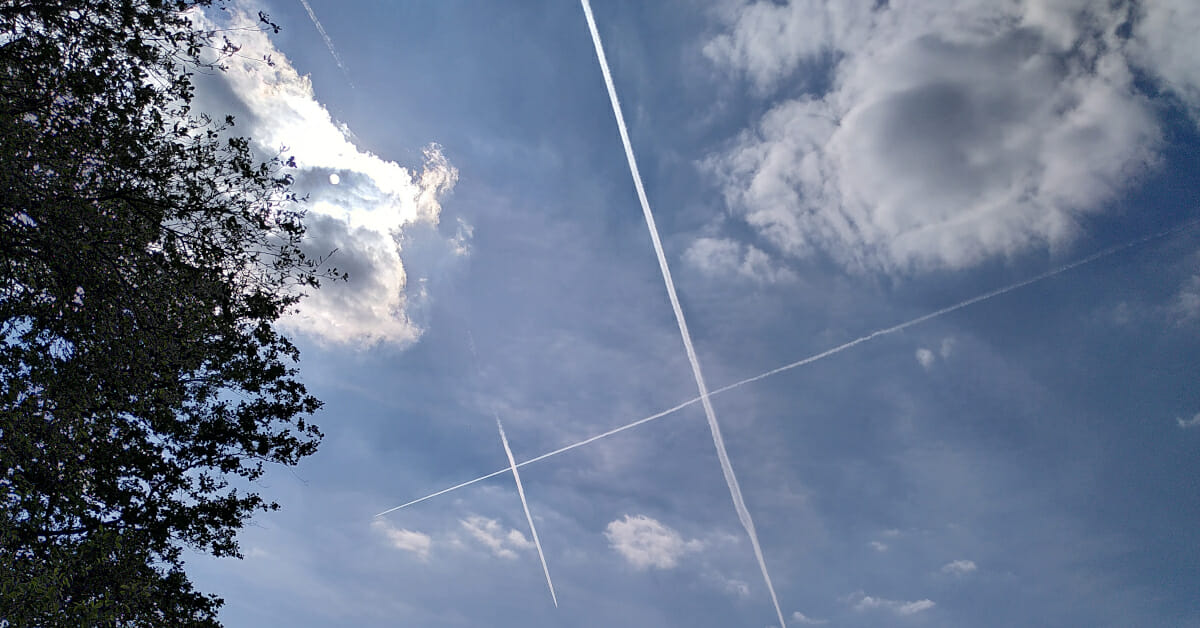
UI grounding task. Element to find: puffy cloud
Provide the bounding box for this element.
[847,591,936,616]
[1128,0,1200,122]
[371,520,432,561]
[460,516,533,560]
[791,610,829,625]
[683,237,795,283]
[191,11,460,346]
[941,559,978,575]
[1177,413,1200,429]
[604,514,702,570]
[706,0,1169,273]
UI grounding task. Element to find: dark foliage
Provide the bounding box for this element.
[0,2,333,624]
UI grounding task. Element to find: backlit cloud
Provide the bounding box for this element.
[191,10,460,346]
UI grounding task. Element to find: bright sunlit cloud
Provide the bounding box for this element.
[604,515,702,570]
[192,9,461,346]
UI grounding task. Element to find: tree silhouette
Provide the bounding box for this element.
[0,2,336,624]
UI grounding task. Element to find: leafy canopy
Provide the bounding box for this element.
[0,1,337,625]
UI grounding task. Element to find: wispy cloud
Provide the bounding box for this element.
[1177,413,1200,429]
[791,610,829,625]
[460,516,533,560]
[683,237,795,284]
[847,591,936,616]
[941,559,978,576]
[371,520,432,561]
[869,541,889,552]
[604,515,702,570]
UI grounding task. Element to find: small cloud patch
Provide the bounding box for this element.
[372,520,432,561]
[460,516,532,559]
[604,514,702,570]
[941,559,978,575]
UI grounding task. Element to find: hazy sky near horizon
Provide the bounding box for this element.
[186,2,1200,626]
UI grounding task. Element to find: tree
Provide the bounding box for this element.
[0,2,335,624]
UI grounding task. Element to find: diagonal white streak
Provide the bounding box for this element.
[580,2,786,626]
[375,219,1196,521]
[297,0,353,86]
[497,417,559,608]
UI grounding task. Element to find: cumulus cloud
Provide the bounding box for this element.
[941,559,978,575]
[604,514,702,570]
[847,591,936,616]
[791,610,829,625]
[460,516,533,560]
[191,11,460,346]
[683,236,795,283]
[1128,0,1200,122]
[1177,413,1200,429]
[706,0,1169,273]
[371,520,432,561]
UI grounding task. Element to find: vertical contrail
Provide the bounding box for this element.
[297,0,354,87]
[579,2,786,627]
[497,417,559,608]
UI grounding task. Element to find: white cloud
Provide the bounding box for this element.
[870,540,889,552]
[1128,0,1200,122]
[192,11,459,346]
[791,610,829,625]
[371,520,432,561]
[460,516,533,560]
[706,1,1167,274]
[915,348,936,370]
[847,591,936,616]
[604,514,702,570]
[683,236,795,283]
[941,559,978,575]
[1177,413,1200,429]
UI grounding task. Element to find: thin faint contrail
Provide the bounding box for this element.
[373,219,1196,521]
[297,0,353,87]
[497,417,559,607]
[579,2,786,627]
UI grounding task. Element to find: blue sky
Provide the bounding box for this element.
[185,1,1200,626]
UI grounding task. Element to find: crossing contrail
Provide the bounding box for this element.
[497,417,559,607]
[373,219,1196,521]
[297,0,353,87]
[579,2,786,626]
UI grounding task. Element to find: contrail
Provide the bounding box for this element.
[579,2,786,627]
[297,0,353,87]
[374,219,1196,520]
[497,417,559,607]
